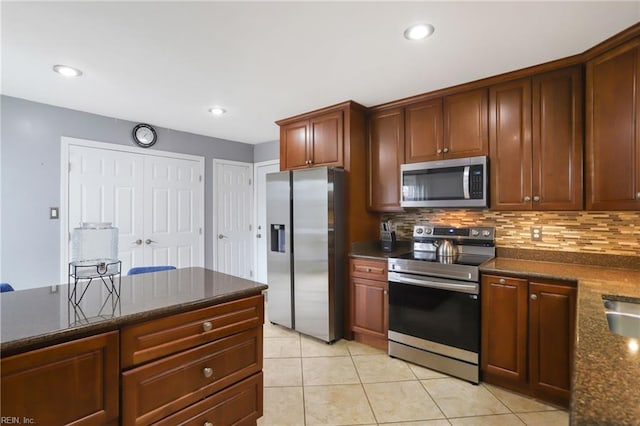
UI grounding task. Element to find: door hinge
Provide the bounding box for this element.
[249,270,253,278]
[199,175,202,183]
[249,224,252,231]
[68,162,72,172]
[248,178,252,186]
[199,227,202,235]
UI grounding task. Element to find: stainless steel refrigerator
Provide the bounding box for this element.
[266,167,345,343]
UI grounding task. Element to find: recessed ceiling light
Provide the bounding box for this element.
[52,64,83,77]
[208,107,226,116]
[404,23,435,41]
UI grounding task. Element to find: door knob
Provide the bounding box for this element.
[443,147,449,153]
[256,234,262,238]
[145,239,155,245]
[636,192,640,200]
[524,196,531,202]
[133,239,142,245]
[533,195,540,202]
[530,294,538,301]
[218,234,227,239]
[437,149,443,154]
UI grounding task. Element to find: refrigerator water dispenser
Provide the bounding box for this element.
[270,224,286,253]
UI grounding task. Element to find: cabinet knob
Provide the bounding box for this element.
[437,149,443,154]
[202,321,213,332]
[443,147,449,153]
[203,367,214,378]
[533,195,540,202]
[366,268,371,272]
[530,294,538,301]
[524,196,531,202]
[204,422,213,426]
[499,278,506,284]
[637,192,640,200]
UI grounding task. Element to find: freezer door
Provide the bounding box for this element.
[292,167,344,342]
[266,171,292,328]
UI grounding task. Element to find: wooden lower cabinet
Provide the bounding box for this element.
[122,294,264,426]
[1,331,120,426]
[350,258,388,350]
[481,274,576,407]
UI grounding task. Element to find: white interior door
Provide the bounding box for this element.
[254,160,280,284]
[64,138,204,278]
[144,155,204,268]
[68,145,145,274]
[215,160,253,278]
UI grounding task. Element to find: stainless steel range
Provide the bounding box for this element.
[387,224,495,384]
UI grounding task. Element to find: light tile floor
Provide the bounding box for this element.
[259,319,569,426]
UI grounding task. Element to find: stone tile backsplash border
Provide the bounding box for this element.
[382,210,640,257]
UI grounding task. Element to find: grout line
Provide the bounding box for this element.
[350,343,380,425]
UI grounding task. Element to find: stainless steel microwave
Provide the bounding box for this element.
[401,156,488,208]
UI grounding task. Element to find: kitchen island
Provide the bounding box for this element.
[0,267,267,425]
[480,257,640,426]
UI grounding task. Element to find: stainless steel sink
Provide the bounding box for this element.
[603,295,640,339]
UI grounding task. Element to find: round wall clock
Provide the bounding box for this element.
[132,123,157,148]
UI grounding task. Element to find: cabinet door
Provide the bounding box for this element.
[368,108,404,212]
[310,110,344,167]
[586,38,640,210]
[352,277,388,339]
[405,99,443,163]
[529,281,576,406]
[533,66,583,210]
[1,331,119,425]
[489,78,533,210]
[280,120,309,170]
[481,275,528,385]
[444,88,489,158]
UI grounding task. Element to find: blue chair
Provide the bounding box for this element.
[0,283,14,292]
[127,266,176,276]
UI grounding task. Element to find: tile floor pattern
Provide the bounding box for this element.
[258,319,569,426]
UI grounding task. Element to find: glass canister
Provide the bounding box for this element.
[71,222,119,277]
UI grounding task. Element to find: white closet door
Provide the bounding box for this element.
[144,155,204,268]
[68,145,145,274]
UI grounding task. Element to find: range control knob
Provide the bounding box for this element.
[424,228,432,235]
[482,230,492,237]
[471,229,480,237]
[415,228,424,234]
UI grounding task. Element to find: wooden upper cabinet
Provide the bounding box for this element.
[532,66,584,210]
[481,274,528,385]
[444,88,489,159]
[278,110,344,170]
[368,108,404,212]
[490,78,533,210]
[280,119,310,170]
[586,37,640,210]
[310,110,344,167]
[405,99,443,163]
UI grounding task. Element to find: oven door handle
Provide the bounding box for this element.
[389,273,478,295]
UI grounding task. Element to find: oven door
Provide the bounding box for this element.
[388,272,480,354]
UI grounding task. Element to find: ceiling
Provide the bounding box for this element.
[2,2,639,144]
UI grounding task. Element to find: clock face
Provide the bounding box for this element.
[132,124,157,147]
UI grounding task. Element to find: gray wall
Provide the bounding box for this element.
[253,140,279,163]
[1,95,257,289]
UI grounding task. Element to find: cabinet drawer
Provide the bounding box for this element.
[1,331,119,426]
[350,258,387,281]
[152,372,263,426]
[121,294,263,368]
[122,327,262,426]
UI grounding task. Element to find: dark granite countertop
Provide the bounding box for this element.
[349,240,412,260]
[0,267,267,356]
[480,257,640,426]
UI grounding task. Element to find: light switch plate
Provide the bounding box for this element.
[531,226,542,241]
[50,207,59,219]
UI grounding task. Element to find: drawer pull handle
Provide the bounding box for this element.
[499,278,506,284]
[204,422,213,426]
[203,367,214,378]
[202,321,213,332]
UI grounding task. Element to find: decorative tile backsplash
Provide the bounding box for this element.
[382,210,640,257]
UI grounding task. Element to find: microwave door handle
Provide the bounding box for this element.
[463,166,470,199]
